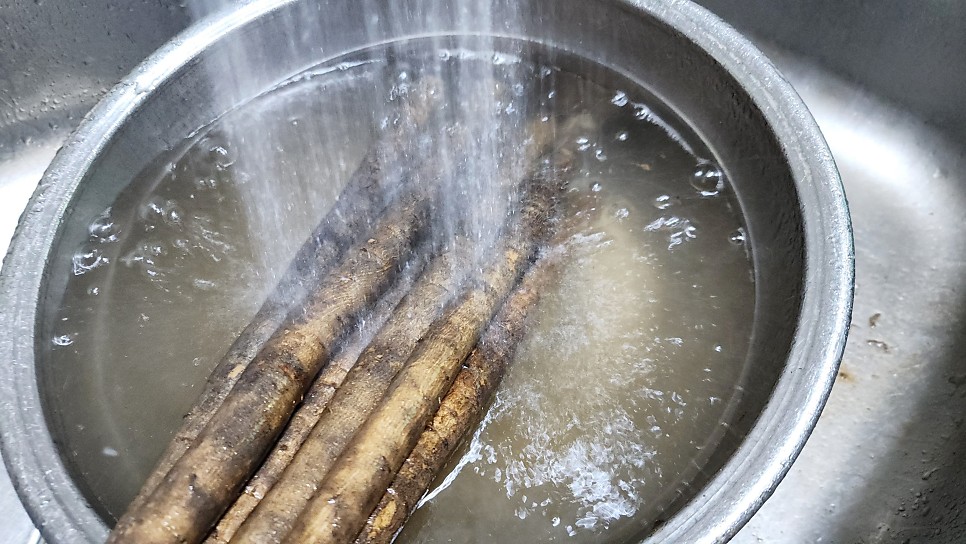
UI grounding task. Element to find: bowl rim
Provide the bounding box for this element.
[639,1,853,541]
[0,0,853,542]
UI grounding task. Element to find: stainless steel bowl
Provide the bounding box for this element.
[0,0,853,542]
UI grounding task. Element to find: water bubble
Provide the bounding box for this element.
[728,228,746,245]
[140,197,165,221]
[72,246,107,275]
[208,145,235,170]
[195,176,218,190]
[653,194,674,210]
[691,161,725,196]
[144,242,166,257]
[89,210,118,242]
[539,65,553,78]
[192,278,216,291]
[644,215,698,249]
[102,447,119,457]
[575,136,592,151]
[591,182,603,193]
[633,104,651,121]
[611,91,629,107]
[594,148,607,162]
[615,130,630,142]
[142,197,184,226]
[52,333,76,347]
[87,286,100,296]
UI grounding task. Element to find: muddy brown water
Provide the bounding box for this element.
[39,42,754,542]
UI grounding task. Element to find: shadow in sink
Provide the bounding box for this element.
[734,47,966,543]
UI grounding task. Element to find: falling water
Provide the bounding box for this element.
[185,0,534,277]
[40,1,756,542]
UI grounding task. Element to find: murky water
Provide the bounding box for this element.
[40,40,753,542]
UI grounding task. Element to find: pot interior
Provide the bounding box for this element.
[14,1,817,542]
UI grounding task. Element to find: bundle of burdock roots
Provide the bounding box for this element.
[108,78,590,544]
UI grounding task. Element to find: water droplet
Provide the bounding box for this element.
[633,104,651,120]
[591,182,603,193]
[615,130,629,142]
[72,246,107,275]
[208,145,235,170]
[145,242,167,257]
[729,228,746,245]
[645,215,698,249]
[611,91,628,107]
[102,446,119,457]
[653,194,674,210]
[195,176,218,190]
[193,278,216,291]
[691,161,725,196]
[165,203,184,225]
[575,136,592,151]
[52,334,76,347]
[89,211,118,243]
[594,148,607,161]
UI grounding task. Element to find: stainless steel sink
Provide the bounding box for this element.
[2,1,964,541]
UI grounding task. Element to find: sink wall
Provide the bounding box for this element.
[699,0,966,140]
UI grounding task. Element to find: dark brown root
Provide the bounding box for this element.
[355,245,568,544]
[107,195,429,544]
[281,154,571,544]
[121,81,440,525]
[225,248,467,544]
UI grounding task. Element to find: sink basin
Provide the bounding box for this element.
[2,1,964,541]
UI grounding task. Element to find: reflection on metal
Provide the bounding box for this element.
[4,0,964,543]
[733,46,966,544]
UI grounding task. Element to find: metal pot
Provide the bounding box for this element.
[0,0,853,542]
